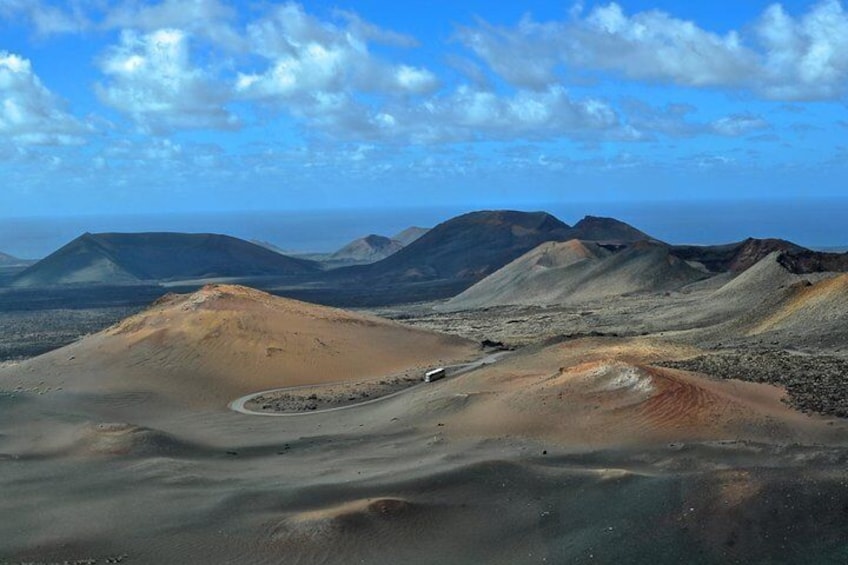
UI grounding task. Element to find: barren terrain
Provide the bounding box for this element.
[0,270,846,564]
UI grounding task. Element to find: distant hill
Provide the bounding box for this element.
[335,210,574,284]
[330,234,404,263]
[392,226,429,246]
[443,239,707,310]
[250,239,292,255]
[0,251,26,265]
[12,232,320,287]
[568,216,657,243]
[673,238,807,273]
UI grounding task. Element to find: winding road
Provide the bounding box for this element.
[228,350,511,417]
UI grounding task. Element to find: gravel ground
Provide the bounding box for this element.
[658,350,848,418]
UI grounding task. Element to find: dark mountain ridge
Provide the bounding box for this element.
[569,215,659,243]
[12,232,320,287]
[331,210,574,283]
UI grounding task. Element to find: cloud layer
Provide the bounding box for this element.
[0,51,87,144]
[458,0,848,101]
[0,0,846,210]
[13,1,848,145]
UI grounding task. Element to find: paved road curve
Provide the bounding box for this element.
[228,350,511,417]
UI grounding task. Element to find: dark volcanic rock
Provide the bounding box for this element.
[659,351,848,418]
[728,238,807,272]
[778,250,848,274]
[673,238,807,273]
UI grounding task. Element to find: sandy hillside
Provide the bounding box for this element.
[1,284,477,408]
[444,240,707,310]
[747,273,848,342]
[439,239,609,310]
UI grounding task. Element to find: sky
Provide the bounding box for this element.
[1,0,848,218]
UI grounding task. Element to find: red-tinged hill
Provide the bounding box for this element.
[672,238,807,273]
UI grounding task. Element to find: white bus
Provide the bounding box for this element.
[424,367,446,382]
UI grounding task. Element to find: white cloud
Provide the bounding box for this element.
[363,85,631,144]
[756,0,848,99]
[235,3,439,107]
[711,114,770,137]
[95,28,239,133]
[457,1,848,101]
[102,0,243,50]
[0,0,91,35]
[0,51,88,144]
[456,8,754,90]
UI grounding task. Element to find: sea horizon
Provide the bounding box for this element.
[2,198,847,260]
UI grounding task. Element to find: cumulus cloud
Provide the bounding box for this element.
[102,0,243,50]
[0,0,91,35]
[95,28,239,133]
[0,51,88,144]
[756,0,848,99]
[457,0,848,101]
[456,6,754,90]
[235,4,438,109]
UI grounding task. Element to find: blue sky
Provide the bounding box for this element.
[1,0,847,217]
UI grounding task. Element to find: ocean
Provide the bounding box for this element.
[1,199,846,260]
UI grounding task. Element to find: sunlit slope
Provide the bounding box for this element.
[444,240,707,310]
[1,284,476,407]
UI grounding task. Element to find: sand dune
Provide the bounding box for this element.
[3,284,476,408]
[444,240,707,310]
